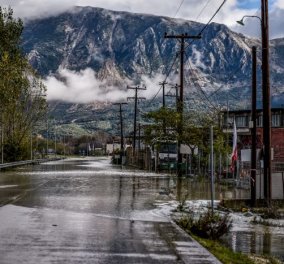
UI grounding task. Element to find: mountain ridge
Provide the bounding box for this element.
[20,6,284,136]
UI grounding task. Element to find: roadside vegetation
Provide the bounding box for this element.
[0,7,47,162]
[175,206,283,264]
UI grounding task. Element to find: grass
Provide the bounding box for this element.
[177,217,282,263]
[191,234,255,264]
[191,235,282,264]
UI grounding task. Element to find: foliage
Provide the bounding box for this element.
[0,7,47,161]
[177,210,232,240]
[252,206,281,220]
[143,106,230,174]
[143,107,179,144]
[178,211,282,264]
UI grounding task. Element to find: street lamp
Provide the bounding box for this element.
[236,0,271,204]
[236,15,261,26]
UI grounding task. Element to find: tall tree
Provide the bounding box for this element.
[0,7,47,161]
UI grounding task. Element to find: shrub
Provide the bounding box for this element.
[178,210,232,240]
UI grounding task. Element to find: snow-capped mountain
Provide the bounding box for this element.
[21,6,284,136]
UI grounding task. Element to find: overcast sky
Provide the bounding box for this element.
[1,0,283,39]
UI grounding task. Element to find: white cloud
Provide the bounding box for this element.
[1,0,282,38]
[275,0,284,9]
[44,67,167,103]
[44,68,128,103]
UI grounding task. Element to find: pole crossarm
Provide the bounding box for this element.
[127,97,146,101]
[127,85,146,90]
[113,102,128,106]
[164,33,201,39]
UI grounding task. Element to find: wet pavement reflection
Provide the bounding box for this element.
[0,157,221,264]
[1,157,283,262]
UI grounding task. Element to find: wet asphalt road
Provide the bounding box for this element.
[0,157,220,264]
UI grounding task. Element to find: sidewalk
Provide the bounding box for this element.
[164,221,222,264]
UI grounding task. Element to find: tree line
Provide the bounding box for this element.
[0,7,47,162]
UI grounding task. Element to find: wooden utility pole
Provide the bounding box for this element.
[159,81,168,134]
[165,84,179,110]
[210,126,214,215]
[251,46,257,207]
[261,0,271,204]
[159,81,168,108]
[164,33,201,177]
[113,102,127,162]
[127,85,146,153]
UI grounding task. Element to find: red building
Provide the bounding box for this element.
[221,108,284,163]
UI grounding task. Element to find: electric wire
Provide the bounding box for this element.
[173,0,186,18]
[146,52,179,106]
[198,0,227,36]
[145,0,227,110]
[183,48,220,112]
[195,0,212,23]
[184,0,227,50]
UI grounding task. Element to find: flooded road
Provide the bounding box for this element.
[0,157,220,264]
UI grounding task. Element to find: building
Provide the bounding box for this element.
[220,108,284,199]
[221,107,284,162]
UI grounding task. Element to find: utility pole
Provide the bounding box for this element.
[159,81,168,135]
[164,32,201,177]
[138,123,141,152]
[113,102,127,163]
[251,46,257,207]
[261,0,271,204]
[30,131,33,160]
[46,119,49,157]
[127,85,146,153]
[159,81,168,108]
[1,120,4,164]
[54,125,57,158]
[210,126,214,215]
[165,84,179,110]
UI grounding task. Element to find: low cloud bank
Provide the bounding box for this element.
[44,67,175,104]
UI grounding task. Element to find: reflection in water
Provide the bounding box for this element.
[222,231,284,261]
[0,158,283,260]
[173,176,284,261]
[0,172,32,205]
[174,177,250,201]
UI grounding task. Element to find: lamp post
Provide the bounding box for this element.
[237,0,271,204]
[236,15,261,26]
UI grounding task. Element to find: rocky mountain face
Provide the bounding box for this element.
[21,6,284,136]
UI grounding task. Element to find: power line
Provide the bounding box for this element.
[146,1,227,109]
[198,0,227,36]
[173,0,186,18]
[184,0,227,50]
[146,53,179,106]
[195,0,212,22]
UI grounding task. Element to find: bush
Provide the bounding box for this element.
[177,210,232,240]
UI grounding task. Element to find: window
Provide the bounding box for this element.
[272,114,281,127]
[257,115,263,127]
[236,116,247,127]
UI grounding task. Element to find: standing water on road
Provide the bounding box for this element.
[0,157,221,264]
[0,157,283,263]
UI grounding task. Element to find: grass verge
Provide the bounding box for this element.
[190,234,282,264]
[191,234,255,264]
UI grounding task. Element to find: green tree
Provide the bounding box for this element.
[143,107,180,144]
[0,7,47,161]
[144,106,229,175]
